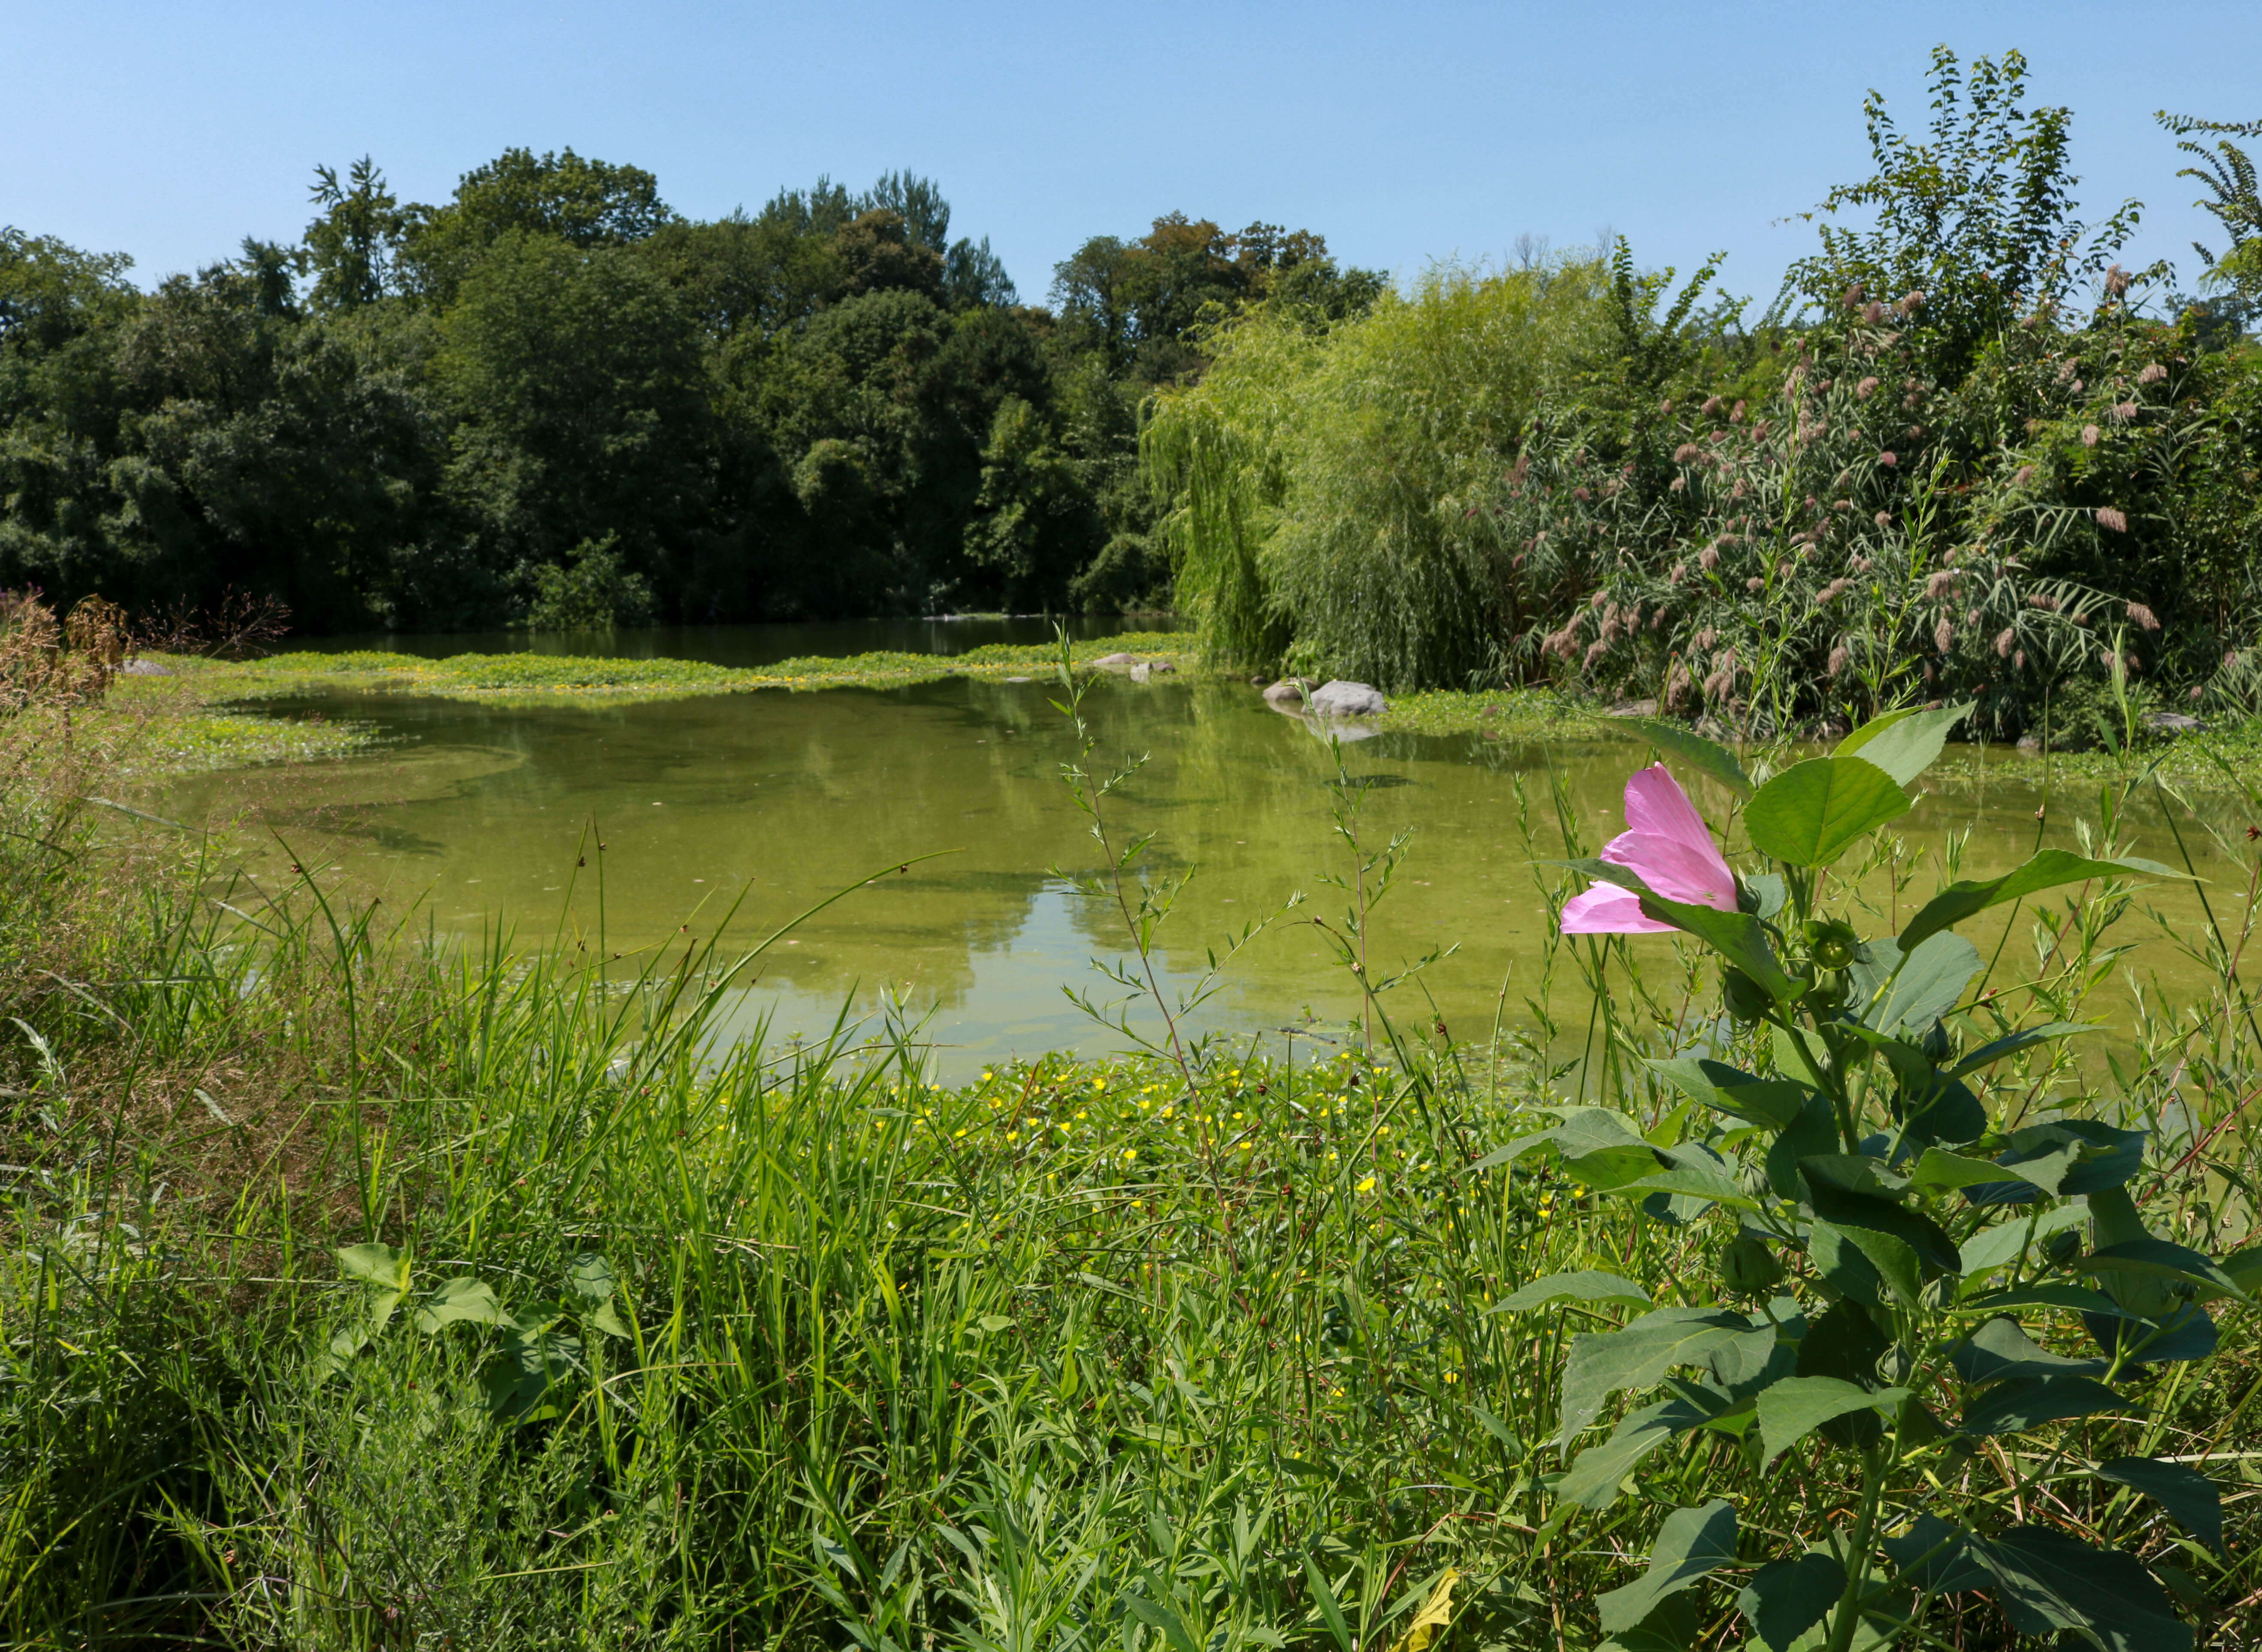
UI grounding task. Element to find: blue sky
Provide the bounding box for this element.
[7,1,2260,311]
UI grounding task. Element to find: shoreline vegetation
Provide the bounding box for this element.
[96,626,2262,793]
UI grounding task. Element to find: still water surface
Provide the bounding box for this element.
[169,630,2228,1079]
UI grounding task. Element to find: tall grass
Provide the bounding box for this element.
[4,629,2261,1647]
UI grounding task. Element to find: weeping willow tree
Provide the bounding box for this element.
[1143,258,1611,688]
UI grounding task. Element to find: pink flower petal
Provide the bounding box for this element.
[1619,765,1735,898]
[1560,882,1677,934]
[1600,831,1739,911]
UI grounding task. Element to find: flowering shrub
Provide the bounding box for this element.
[1506,707,2253,1649]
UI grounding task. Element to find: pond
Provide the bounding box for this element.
[166,627,2231,1080]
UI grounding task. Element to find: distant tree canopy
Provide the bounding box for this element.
[0,159,1381,631]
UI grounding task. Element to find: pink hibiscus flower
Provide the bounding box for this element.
[1560,764,1738,935]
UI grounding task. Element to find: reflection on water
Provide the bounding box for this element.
[163,669,2232,1080]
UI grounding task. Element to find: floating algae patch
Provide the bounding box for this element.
[168,631,1194,708]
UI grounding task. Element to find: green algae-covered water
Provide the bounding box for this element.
[166,633,2234,1079]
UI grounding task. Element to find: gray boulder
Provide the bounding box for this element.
[2146,710,2205,737]
[121,659,173,677]
[1309,680,1388,718]
[1262,680,1305,705]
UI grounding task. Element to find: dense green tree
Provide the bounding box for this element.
[402,148,675,305]
[436,233,711,612]
[302,158,407,311]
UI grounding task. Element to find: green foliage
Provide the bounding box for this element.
[1785,48,2144,380]
[1144,259,1611,683]
[1503,710,2249,1651]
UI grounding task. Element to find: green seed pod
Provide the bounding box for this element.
[1802,918,1860,971]
[1718,1233,1785,1296]
[1805,968,1851,1014]
[2041,1227,2083,1267]
[1723,967,1771,1024]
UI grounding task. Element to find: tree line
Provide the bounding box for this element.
[1150,48,2262,738]
[0,154,1381,632]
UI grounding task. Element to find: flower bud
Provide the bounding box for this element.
[1718,1234,1785,1297]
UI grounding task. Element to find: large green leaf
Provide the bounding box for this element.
[1737,1551,1846,1650]
[1763,1093,1839,1201]
[2097,1456,2224,1555]
[1807,1180,1962,1279]
[1956,1202,2087,1280]
[1792,1301,1889,1450]
[1836,702,1974,786]
[1596,1501,1739,1634]
[1613,1165,1758,1212]
[1882,1513,1989,1595]
[1498,1270,1653,1312]
[1743,756,1911,867]
[337,1241,411,1293]
[413,1275,508,1332]
[1557,1307,1749,1444]
[1647,1056,1809,1129]
[1851,932,1981,1038]
[1620,717,1753,798]
[1959,1374,2130,1435]
[1898,851,2182,956]
[1560,1392,1731,1509]
[1757,1376,1907,1463]
[1948,1022,2095,1077]
[1949,1316,2108,1383]
[1971,1526,2192,1652]
[2082,1239,2254,1306]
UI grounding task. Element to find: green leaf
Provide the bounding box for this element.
[1596,1501,1738,1634]
[1807,1180,1962,1279]
[1956,1202,2088,1280]
[337,1242,410,1293]
[1612,1165,1757,1211]
[1560,1392,1733,1509]
[1764,1093,1839,1201]
[1743,755,1911,867]
[1948,1022,2095,1077]
[1882,1513,1990,1595]
[2096,1456,2225,1555]
[1899,851,2183,956]
[1801,1154,1911,1201]
[1908,1147,2032,1192]
[2083,1237,2253,1304]
[1302,1555,1356,1652]
[1971,1526,2191,1652]
[566,1253,616,1304]
[588,1299,633,1338]
[1737,1551,1846,1650]
[1646,1056,1809,1129]
[1949,1316,2108,1383]
[1959,1374,2131,1435]
[1953,1283,2141,1320]
[413,1275,508,1332]
[1836,702,1974,785]
[1498,1270,1653,1312]
[1854,932,1981,1038]
[1620,718,1752,798]
[1793,1301,1889,1449]
[1758,1376,1907,1463]
[1557,1307,1749,1444]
